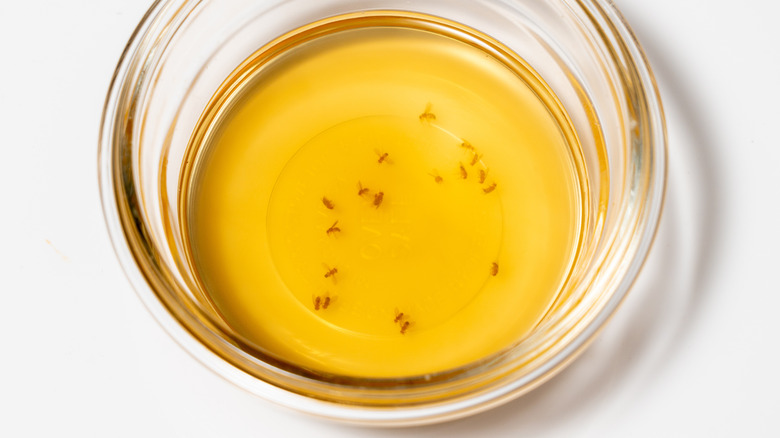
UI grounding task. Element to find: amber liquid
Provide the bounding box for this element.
[181,13,588,378]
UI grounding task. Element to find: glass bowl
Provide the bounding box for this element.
[99,0,666,426]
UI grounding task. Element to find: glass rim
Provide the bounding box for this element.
[98,0,667,425]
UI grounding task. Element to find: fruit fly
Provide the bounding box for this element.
[478,169,488,184]
[394,307,406,323]
[323,292,332,310]
[326,220,341,236]
[490,262,499,276]
[313,295,322,311]
[483,182,497,194]
[419,103,436,123]
[373,191,384,209]
[459,163,468,179]
[323,264,338,282]
[322,197,335,210]
[357,181,370,197]
[460,140,475,151]
[429,171,443,184]
[376,150,390,164]
[400,321,411,335]
[470,152,483,166]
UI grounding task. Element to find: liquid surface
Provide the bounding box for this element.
[183,16,586,378]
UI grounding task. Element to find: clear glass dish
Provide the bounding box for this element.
[99,0,666,426]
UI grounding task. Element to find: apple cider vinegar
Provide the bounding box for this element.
[180,13,589,378]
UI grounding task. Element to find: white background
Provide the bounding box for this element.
[1,0,778,436]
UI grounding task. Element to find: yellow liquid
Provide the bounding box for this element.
[182,14,587,378]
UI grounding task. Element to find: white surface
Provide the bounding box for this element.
[1,0,778,436]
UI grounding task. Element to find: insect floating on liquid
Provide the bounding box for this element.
[460,140,475,151]
[322,197,335,210]
[373,191,384,209]
[483,182,497,194]
[357,181,370,197]
[323,264,338,283]
[326,220,341,236]
[478,169,488,184]
[419,103,436,123]
[459,163,468,179]
[323,293,333,309]
[394,307,405,323]
[313,295,322,311]
[376,150,390,164]
[490,262,499,276]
